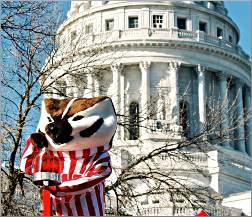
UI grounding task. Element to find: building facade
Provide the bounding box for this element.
[52,1,251,215]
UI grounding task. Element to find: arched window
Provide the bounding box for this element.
[129,102,139,140]
[179,100,189,137]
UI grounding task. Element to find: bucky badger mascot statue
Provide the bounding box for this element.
[20,96,117,216]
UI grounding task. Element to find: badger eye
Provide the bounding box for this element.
[72,115,84,121]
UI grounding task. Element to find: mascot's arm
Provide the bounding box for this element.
[20,136,41,175]
[20,132,48,174]
[47,152,112,196]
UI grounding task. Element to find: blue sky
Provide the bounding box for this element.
[58,1,251,56]
[225,1,251,55]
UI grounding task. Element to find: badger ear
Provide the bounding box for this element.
[30,132,48,148]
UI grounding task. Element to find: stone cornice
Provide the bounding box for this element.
[55,40,250,85]
[107,40,251,72]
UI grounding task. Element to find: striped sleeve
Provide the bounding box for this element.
[48,152,112,196]
[20,137,40,175]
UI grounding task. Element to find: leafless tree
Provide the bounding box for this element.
[104,76,250,216]
[1,1,250,216]
[1,1,118,215]
[1,1,63,215]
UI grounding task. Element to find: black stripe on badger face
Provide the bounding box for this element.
[45,118,74,144]
[79,118,104,137]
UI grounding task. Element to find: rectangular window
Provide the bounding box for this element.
[85,24,93,34]
[140,196,148,205]
[153,15,163,28]
[217,27,223,38]
[229,35,233,43]
[177,17,187,30]
[70,31,77,41]
[105,19,114,31]
[152,199,160,204]
[199,21,207,33]
[128,16,138,28]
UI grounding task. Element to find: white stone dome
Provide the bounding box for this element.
[52,1,251,215]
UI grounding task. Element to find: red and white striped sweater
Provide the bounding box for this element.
[20,137,112,216]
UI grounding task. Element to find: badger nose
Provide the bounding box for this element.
[45,119,73,144]
[48,123,59,135]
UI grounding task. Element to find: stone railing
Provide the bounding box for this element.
[141,207,171,216]
[158,151,208,170]
[172,28,197,39]
[145,119,183,140]
[75,28,250,61]
[187,153,208,168]
[146,119,195,140]
[174,206,194,216]
[147,119,171,133]
[140,204,241,216]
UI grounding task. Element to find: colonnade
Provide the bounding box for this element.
[193,64,250,155]
[63,61,251,155]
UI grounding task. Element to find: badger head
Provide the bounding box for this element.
[32,96,117,151]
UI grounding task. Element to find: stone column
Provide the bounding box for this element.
[73,86,80,98]
[235,81,246,153]
[218,73,230,147]
[93,74,100,96]
[164,88,170,122]
[191,14,198,32]
[196,64,206,132]
[117,8,125,30]
[188,14,193,31]
[141,8,150,29]
[65,75,78,97]
[168,61,181,132]
[85,73,94,98]
[168,10,175,28]
[244,86,251,155]
[120,71,125,140]
[157,90,165,120]
[111,63,122,139]
[111,63,122,113]
[140,61,151,139]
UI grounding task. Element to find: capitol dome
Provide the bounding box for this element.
[51,1,251,215]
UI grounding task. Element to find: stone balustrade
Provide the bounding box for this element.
[141,207,162,216]
[134,151,208,171]
[140,204,241,216]
[147,119,171,133]
[67,28,250,61]
[133,148,251,178]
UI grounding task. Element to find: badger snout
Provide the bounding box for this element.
[48,124,59,135]
[45,119,73,144]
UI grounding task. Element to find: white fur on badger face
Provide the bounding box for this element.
[36,101,53,133]
[37,98,117,151]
